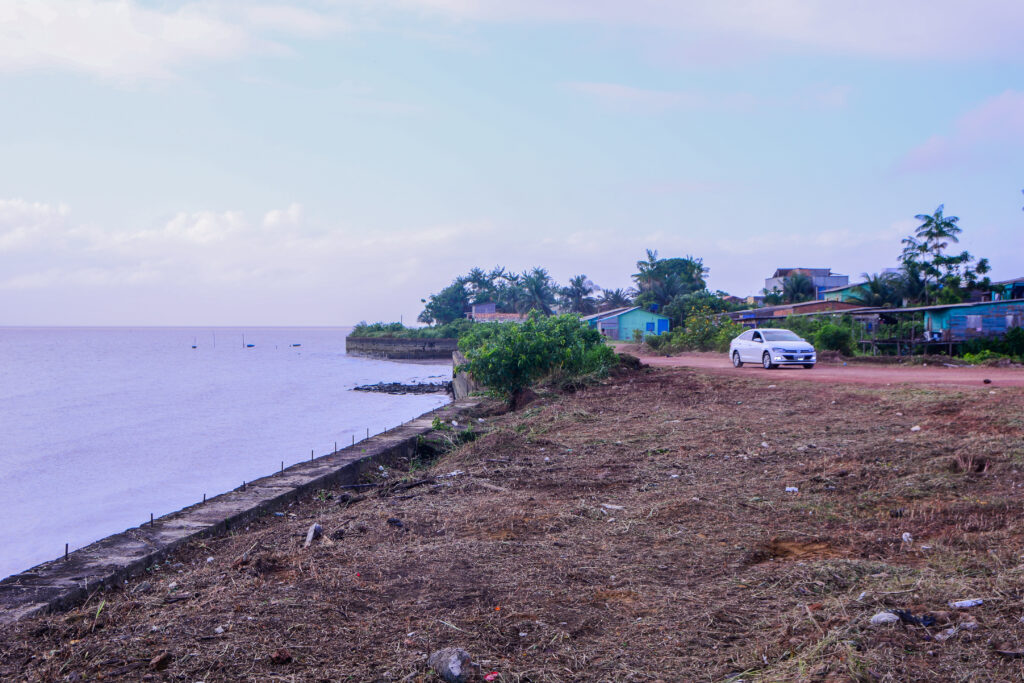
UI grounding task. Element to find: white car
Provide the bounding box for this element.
[729,328,816,369]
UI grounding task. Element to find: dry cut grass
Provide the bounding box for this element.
[2,365,1024,681]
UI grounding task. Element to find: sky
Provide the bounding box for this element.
[1,0,1022,326]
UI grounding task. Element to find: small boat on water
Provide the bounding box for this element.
[290,343,301,347]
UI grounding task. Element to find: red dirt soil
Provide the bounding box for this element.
[623,348,1024,387]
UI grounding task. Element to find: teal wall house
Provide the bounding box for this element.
[878,299,1024,341]
[581,307,670,341]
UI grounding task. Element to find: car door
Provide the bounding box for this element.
[746,331,763,362]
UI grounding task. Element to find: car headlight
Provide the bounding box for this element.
[771,347,787,352]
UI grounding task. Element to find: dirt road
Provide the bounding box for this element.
[623,348,1024,387]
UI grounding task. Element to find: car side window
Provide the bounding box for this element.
[751,332,762,342]
[740,331,753,341]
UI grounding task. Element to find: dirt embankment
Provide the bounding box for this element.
[3,367,1024,681]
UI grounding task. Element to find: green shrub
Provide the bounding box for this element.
[351,318,476,339]
[814,323,854,355]
[457,313,618,399]
[962,349,1012,364]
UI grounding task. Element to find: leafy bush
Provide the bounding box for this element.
[960,327,1024,360]
[962,349,1012,364]
[814,323,854,355]
[648,306,743,353]
[351,318,476,339]
[457,313,618,398]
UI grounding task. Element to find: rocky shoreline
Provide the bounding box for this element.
[353,381,452,395]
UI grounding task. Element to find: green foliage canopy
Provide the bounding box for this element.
[457,314,618,398]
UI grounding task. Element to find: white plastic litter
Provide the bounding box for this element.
[949,598,984,609]
[910,425,922,432]
[870,612,899,626]
[902,532,913,544]
[785,486,799,493]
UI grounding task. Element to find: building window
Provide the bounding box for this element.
[645,322,655,332]
[965,315,982,332]
[1008,313,1022,329]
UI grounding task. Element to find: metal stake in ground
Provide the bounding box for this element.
[65,543,68,561]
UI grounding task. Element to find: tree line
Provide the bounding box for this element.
[763,205,991,308]
[417,252,745,328]
[418,204,994,327]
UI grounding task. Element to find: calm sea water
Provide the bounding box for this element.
[0,327,451,580]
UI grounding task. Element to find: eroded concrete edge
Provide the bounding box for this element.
[0,399,482,625]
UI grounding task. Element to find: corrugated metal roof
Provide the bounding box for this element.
[580,306,638,322]
[873,298,1024,314]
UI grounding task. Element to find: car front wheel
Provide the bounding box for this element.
[762,352,775,370]
[732,351,743,368]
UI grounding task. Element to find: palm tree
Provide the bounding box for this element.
[559,274,598,314]
[782,273,816,303]
[519,267,557,315]
[599,288,632,311]
[632,249,660,292]
[901,205,964,305]
[848,272,900,307]
[894,261,928,306]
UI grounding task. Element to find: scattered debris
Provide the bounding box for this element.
[304,523,323,548]
[386,518,404,528]
[427,647,473,683]
[785,486,799,493]
[149,652,171,671]
[891,609,935,627]
[870,612,900,626]
[601,504,625,511]
[901,531,913,545]
[949,598,984,609]
[935,627,959,642]
[269,648,292,665]
[910,425,922,432]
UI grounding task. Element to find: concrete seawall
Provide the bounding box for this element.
[345,336,458,360]
[0,398,481,625]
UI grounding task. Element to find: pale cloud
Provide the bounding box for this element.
[381,0,1024,62]
[0,199,71,251]
[899,90,1024,171]
[0,1,345,81]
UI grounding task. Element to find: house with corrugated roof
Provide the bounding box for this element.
[581,307,670,341]
[764,268,849,300]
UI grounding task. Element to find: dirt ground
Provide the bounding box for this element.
[618,347,1024,388]
[3,364,1024,681]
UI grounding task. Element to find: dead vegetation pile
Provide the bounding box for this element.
[2,366,1024,681]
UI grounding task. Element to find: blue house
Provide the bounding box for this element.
[581,307,671,341]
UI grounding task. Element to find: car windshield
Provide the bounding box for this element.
[761,330,802,342]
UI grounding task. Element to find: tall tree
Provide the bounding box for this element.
[418,278,469,324]
[631,251,708,309]
[900,205,990,304]
[782,272,816,303]
[559,275,599,314]
[519,267,558,315]
[849,272,901,308]
[598,288,632,311]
